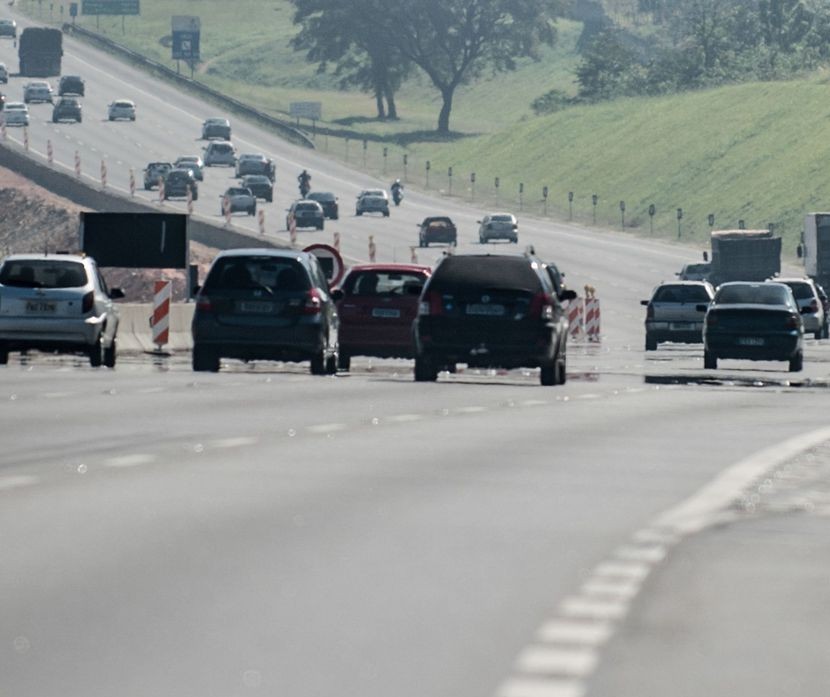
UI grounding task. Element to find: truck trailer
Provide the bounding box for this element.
[801,213,830,290]
[18,27,63,77]
[707,229,782,286]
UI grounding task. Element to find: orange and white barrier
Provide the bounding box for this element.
[158,177,165,204]
[289,215,297,245]
[129,168,136,196]
[74,150,81,178]
[1,121,6,141]
[100,159,107,188]
[585,296,601,342]
[23,127,29,151]
[151,280,172,348]
[257,209,266,235]
[410,247,418,263]
[223,195,231,225]
[186,187,194,215]
[368,235,376,262]
[566,298,584,340]
[333,231,341,252]
[46,139,53,164]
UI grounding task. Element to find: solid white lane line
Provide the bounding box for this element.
[536,620,614,647]
[515,646,598,677]
[105,454,157,468]
[0,475,40,492]
[498,676,585,697]
[456,405,488,414]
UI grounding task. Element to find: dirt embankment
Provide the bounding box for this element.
[0,166,217,301]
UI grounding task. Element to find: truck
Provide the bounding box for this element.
[801,213,830,290]
[705,229,781,286]
[18,27,63,77]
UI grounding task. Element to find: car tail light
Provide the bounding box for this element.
[529,292,554,320]
[786,313,800,329]
[301,288,323,315]
[195,295,213,312]
[82,291,94,313]
[419,291,443,316]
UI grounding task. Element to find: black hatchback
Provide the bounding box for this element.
[52,97,81,123]
[413,253,576,385]
[58,75,85,96]
[191,249,339,374]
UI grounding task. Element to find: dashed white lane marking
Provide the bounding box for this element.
[515,646,598,677]
[306,423,347,434]
[42,391,73,399]
[455,405,488,414]
[385,413,424,423]
[499,676,585,697]
[105,454,157,468]
[520,399,549,407]
[560,597,628,621]
[581,577,641,600]
[209,436,259,449]
[138,387,166,394]
[592,560,650,581]
[536,620,613,647]
[614,543,666,563]
[0,475,40,492]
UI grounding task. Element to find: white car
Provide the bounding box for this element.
[23,81,53,104]
[2,102,30,127]
[0,254,124,367]
[478,212,519,243]
[107,99,136,121]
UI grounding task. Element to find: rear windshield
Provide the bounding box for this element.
[0,260,88,288]
[491,215,514,222]
[344,271,427,296]
[653,285,711,303]
[211,144,232,153]
[227,188,249,196]
[715,284,790,306]
[309,193,335,202]
[783,282,814,300]
[296,203,318,211]
[204,257,310,293]
[428,256,541,293]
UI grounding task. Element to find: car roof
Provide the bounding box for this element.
[655,280,712,287]
[214,248,312,263]
[113,99,134,105]
[486,212,516,217]
[775,277,815,285]
[295,200,322,207]
[243,174,270,181]
[307,191,335,199]
[5,102,26,108]
[205,117,229,124]
[2,253,88,264]
[239,153,266,159]
[61,75,83,80]
[346,263,431,274]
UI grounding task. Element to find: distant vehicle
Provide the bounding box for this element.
[51,96,82,123]
[18,27,62,77]
[800,213,830,292]
[707,228,781,285]
[641,281,715,351]
[235,153,275,180]
[191,248,339,374]
[107,99,136,121]
[0,253,124,368]
[417,216,457,247]
[774,277,827,340]
[163,169,199,201]
[413,252,577,385]
[306,191,339,220]
[478,213,519,243]
[174,155,204,180]
[23,80,53,104]
[333,264,432,371]
[143,162,173,190]
[2,102,29,127]
[201,117,231,140]
[0,91,4,112]
[0,19,17,39]
[58,75,85,97]
[221,187,256,216]
[203,140,236,167]
[240,174,273,202]
[677,262,711,281]
[287,199,324,230]
[0,62,8,84]
[356,190,390,217]
[701,281,804,372]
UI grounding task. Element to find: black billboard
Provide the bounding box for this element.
[80,212,189,269]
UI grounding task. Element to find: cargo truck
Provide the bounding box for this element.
[801,213,830,290]
[18,27,63,77]
[705,229,782,286]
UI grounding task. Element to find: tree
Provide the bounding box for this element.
[379,0,562,132]
[290,0,409,119]
[576,29,639,99]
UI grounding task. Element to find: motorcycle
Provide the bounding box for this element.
[391,187,403,206]
[299,180,310,198]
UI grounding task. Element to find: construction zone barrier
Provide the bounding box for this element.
[100,159,107,188]
[257,209,265,235]
[74,150,81,178]
[151,280,172,349]
[23,127,29,152]
[368,235,376,262]
[223,194,232,225]
[158,177,166,204]
[566,297,584,341]
[333,231,341,252]
[585,295,601,342]
[129,168,136,196]
[46,139,53,164]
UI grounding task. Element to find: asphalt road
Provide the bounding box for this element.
[2,8,830,697]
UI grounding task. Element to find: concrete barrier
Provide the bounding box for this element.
[117,303,194,354]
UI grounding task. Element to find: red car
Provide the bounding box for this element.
[333,264,432,371]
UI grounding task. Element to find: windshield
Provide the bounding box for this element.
[715,284,791,305]
[0,260,87,288]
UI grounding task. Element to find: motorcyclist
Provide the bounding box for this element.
[391,178,404,205]
[298,169,311,195]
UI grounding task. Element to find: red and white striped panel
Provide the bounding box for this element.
[152,280,172,347]
[566,297,584,340]
[585,297,601,342]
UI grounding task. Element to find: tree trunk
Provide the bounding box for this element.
[437,86,454,133]
[375,88,386,119]
[385,85,398,120]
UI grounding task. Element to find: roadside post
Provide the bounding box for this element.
[542,186,549,216]
[592,193,598,224]
[677,208,684,238]
[568,191,574,220]
[619,200,626,229]
[648,203,656,234]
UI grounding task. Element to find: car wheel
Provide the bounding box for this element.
[823,322,830,340]
[0,344,8,365]
[414,356,438,382]
[555,351,567,385]
[540,359,557,386]
[317,222,324,230]
[479,235,486,244]
[814,329,822,340]
[325,354,338,375]
[266,195,272,203]
[103,339,117,368]
[338,352,351,372]
[789,351,804,372]
[192,191,199,201]
[77,117,82,123]
[645,334,658,351]
[310,351,326,376]
[192,344,220,372]
[248,207,255,216]
[383,211,390,217]
[704,350,717,369]
[108,116,114,121]
[356,211,363,216]
[88,337,103,368]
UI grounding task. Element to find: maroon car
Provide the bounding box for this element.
[333,263,432,371]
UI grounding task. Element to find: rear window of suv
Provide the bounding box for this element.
[783,282,815,300]
[204,257,310,293]
[428,256,542,293]
[0,260,88,288]
[653,285,711,303]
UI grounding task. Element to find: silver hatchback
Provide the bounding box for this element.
[642,281,715,350]
[0,254,124,367]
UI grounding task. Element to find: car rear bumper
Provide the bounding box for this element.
[192,319,327,361]
[0,315,105,347]
[705,331,801,360]
[645,321,704,344]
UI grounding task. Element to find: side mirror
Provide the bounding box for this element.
[109,287,125,299]
[559,289,578,302]
[640,300,649,306]
[331,289,345,302]
[696,304,709,312]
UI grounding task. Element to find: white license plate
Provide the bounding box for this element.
[466,303,505,316]
[239,301,274,314]
[372,308,400,319]
[670,322,695,330]
[26,301,56,314]
[737,337,765,346]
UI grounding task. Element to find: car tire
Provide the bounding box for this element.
[103,339,117,368]
[108,116,114,121]
[645,334,658,351]
[789,351,804,372]
[704,350,717,369]
[540,359,557,386]
[414,356,438,382]
[383,211,390,217]
[479,235,486,244]
[823,322,830,340]
[317,222,324,230]
[248,207,255,216]
[310,351,326,376]
[338,352,351,372]
[192,191,199,201]
[193,345,220,372]
[266,195,273,203]
[814,329,822,340]
[89,338,103,368]
[356,211,363,217]
[325,354,338,375]
[0,344,8,365]
[555,351,567,385]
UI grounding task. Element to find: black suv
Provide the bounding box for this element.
[240,175,273,202]
[52,97,82,123]
[58,75,85,96]
[418,216,457,247]
[163,168,199,200]
[413,253,576,385]
[306,191,339,220]
[191,249,339,374]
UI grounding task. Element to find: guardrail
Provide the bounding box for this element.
[61,23,315,150]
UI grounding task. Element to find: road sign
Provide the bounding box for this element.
[289,102,322,121]
[303,244,344,287]
[172,16,200,61]
[80,213,189,268]
[82,0,140,15]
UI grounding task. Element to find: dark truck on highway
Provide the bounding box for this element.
[19,27,63,77]
[706,229,781,286]
[800,213,830,291]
